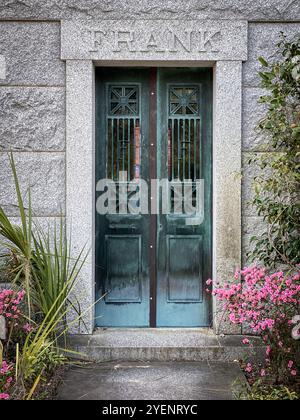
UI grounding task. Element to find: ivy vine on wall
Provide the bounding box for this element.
[248,33,300,269]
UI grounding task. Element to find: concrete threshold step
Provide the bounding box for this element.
[67,328,265,363]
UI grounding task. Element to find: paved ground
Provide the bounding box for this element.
[56,361,245,400]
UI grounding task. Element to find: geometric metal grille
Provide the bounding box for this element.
[107,84,141,182]
[168,85,201,182]
[169,86,200,116]
[109,85,139,116]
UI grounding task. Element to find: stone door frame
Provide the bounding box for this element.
[62,20,247,334]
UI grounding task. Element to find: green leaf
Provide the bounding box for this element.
[258,56,269,67]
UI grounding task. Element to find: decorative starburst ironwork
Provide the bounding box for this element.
[109,85,139,116]
[169,86,200,116]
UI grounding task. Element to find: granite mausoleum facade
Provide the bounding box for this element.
[0,1,299,334]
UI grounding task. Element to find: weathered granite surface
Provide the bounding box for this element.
[61,19,248,61]
[0,21,66,223]
[0,54,6,80]
[0,152,65,217]
[243,23,300,88]
[0,87,65,151]
[242,152,275,218]
[242,87,269,151]
[0,0,299,21]
[0,22,65,87]
[65,60,94,334]
[242,216,268,264]
[213,61,242,335]
[242,152,259,218]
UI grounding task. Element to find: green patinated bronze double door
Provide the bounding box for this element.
[95,67,212,327]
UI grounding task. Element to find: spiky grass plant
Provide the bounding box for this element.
[0,152,90,399]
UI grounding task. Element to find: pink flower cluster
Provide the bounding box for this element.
[287,360,297,377]
[213,267,300,332]
[23,323,34,333]
[0,289,25,320]
[211,266,300,379]
[0,289,29,400]
[0,361,13,400]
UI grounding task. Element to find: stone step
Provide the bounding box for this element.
[67,328,264,363]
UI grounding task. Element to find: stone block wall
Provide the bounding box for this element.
[0,0,299,21]
[0,21,66,232]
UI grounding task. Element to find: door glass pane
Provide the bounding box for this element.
[107,84,141,182]
[168,85,201,181]
[168,85,201,212]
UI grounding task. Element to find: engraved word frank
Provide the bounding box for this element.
[89,29,221,54]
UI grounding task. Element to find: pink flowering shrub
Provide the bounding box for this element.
[212,266,300,383]
[0,289,25,321]
[0,288,26,400]
[0,361,13,400]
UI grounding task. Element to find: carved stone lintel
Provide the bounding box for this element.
[61,20,248,61]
